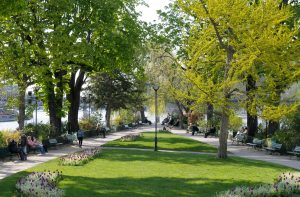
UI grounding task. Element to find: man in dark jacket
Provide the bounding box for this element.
[8,139,25,160]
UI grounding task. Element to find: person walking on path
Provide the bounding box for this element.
[77,129,84,148]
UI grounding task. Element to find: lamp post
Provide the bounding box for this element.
[33,86,40,125]
[88,94,92,121]
[152,84,159,151]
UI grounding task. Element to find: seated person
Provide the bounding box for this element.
[189,123,199,136]
[7,139,25,160]
[205,126,216,138]
[27,136,46,154]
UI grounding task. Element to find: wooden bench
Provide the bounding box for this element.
[246,138,264,150]
[49,139,63,149]
[265,143,283,155]
[287,146,300,159]
[232,133,246,145]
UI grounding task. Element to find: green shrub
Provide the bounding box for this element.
[273,109,300,151]
[0,132,5,147]
[23,123,51,140]
[79,116,98,130]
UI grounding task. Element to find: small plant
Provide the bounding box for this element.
[216,172,300,197]
[15,170,64,197]
[120,133,143,142]
[60,147,101,166]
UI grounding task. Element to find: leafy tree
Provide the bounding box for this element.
[178,0,300,158]
[89,69,146,128]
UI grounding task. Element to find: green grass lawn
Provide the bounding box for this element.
[0,149,297,197]
[103,131,217,153]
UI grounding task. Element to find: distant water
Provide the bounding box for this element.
[0,110,86,131]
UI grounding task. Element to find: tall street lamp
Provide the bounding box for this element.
[152,84,159,151]
[33,86,40,125]
[88,94,92,121]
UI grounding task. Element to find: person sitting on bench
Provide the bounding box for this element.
[8,139,25,160]
[27,136,46,154]
[205,126,216,138]
[189,123,199,136]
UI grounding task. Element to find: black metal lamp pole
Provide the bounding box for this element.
[152,85,159,151]
[34,86,40,125]
[89,94,91,121]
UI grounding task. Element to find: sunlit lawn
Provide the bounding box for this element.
[0,149,296,197]
[103,131,217,153]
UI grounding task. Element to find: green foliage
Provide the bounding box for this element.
[78,116,98,131]
[0,132,5,148]
[23,123,52,140]
[273,108,300,150]
[113,109,138,125]
[229,114,243,132]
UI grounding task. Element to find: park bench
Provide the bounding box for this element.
[65,134,76,144]
[124,125,132,129]
[264,142,283,155]
[246,138,264,150]
[232,133,246,145]
[287,146,300,159]
[49,138,63,149]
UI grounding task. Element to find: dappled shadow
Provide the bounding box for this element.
[100,149,294,171]
[0,171,29,197]
[61,175,266,197]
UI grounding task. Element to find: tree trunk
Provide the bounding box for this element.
[247,113,258,137]
[47,85,59,136]
[218,45,234,159]
[67,70,85,133]
[218,107,229,159]
[207,102,214,128]
[105,105,111,128]
[175,100,184,129]
[140,107,145,123]
[17,86,26,130]
[268,121,279,136]
[246,75,258,137]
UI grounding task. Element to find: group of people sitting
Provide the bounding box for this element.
[188,123,216,137]
[7,134,47,161]
[161,113,180,128]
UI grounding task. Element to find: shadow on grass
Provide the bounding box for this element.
[101,149,293,170]
[61,175,266,197]
[0,171,29,197]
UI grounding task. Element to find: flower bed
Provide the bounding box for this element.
[60,147,101,166]
[120,133,143,142]
[15,170,64,197]
[216,172,300,197]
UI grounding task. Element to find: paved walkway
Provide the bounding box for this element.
[171,128,300,170]
[0,125,152,180]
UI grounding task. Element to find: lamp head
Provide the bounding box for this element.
[152,84,159,91]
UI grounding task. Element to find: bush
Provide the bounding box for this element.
[23,123,52,140]
[79,116,98,131]
[273,109,300,151]
[0,130,21,146]
[0,132,5,147]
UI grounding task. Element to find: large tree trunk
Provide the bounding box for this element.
[218,45,234,159]
[219,108,229,159]
[105,105,111,128]
[67,70,85,133]
[246,75,258,137]
[207,102,214,128]
[47,84,60,136]
[175,100,184,129]
[17,86,26,130]
[140,107,145,123]
[268,121,280,136]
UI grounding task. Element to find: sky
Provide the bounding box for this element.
[138,0,172,23]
